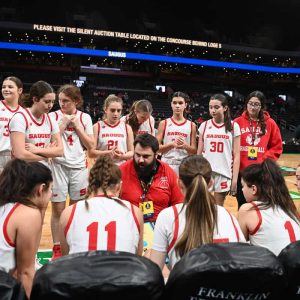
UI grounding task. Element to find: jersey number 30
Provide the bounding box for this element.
[210,141,224,153]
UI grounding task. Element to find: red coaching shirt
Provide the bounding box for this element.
[119,159,184,222]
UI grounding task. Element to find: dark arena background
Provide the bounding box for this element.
[0,0,300,152]
[1,1,300,299]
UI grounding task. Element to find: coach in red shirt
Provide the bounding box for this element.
[119,133,183,223]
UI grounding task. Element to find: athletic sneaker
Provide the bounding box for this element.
[51,244,62,260]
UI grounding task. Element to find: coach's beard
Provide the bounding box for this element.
[134,159,157,183]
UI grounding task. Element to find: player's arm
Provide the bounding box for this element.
[76,129,94,150]
[58,206,73,255]
[196,132,204,155]
[88,123,112,158]
[196,122,206,155]
[150,249,166,270]
[150,116,155,136]
[133,205,144,256]
[150,210,169,270]
[14,206,43,298]
[178,122,197,154]
[156,120,175,154]
[10,132,45,161]
[114,124,134,161]
[231,135,241,194]
[237,204,253,241]
[71,115,94,150]
[58,114,71,134]
[29,132,64,158]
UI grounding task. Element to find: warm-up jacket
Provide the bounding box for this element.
[234,111,283,172]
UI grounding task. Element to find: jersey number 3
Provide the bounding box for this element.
[86,221,116,251]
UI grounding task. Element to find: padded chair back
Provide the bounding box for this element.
[165,242,286,300]
[278,240,300,299]
[31,250,164,300]
[0,270,27,300]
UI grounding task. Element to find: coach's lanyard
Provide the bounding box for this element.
[139,176,155,220]
[248,119,259,160]
[249,119,259,146]
[140,175,154,202]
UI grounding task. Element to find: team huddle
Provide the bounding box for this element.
[0,76,299,298]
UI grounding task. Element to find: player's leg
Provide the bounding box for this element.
[50,163,68,259]
[69,167,88,205]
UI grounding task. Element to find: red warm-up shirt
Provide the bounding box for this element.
[119,159,184,222]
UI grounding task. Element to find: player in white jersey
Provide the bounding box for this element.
[156,92,197,175]
[9,81,63,163]
[0,76,23,171]
[197,94,240,206]
[88,94,134,165]
[238,158,300,255]
[121,99,155,136]
[49,84,94,260]
[59,155,143,255]
[150,155,245,271]
[0,159,53,298]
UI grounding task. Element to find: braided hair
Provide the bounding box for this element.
[85,155,124,209]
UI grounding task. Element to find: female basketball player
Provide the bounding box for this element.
[0,159,53,298]
[9,80,63,163]
[121,99,155,136]
[197,93,240,206]
[0,76,24,171]
[59,155,143,255]
[156,91,197,175]
[49,84,94,260]
[150,155,245,270]
[88,94,134,165]
[237,158,300,255]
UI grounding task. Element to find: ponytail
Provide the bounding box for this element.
[174,155,217,257]
[127,100,153,135]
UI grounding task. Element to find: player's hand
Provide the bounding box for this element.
[143,249,151,258]
[175,136,186,149]
[25,143,39,153]
[69,115,80,129]
[46,140,58,148]
[112,147,124,160]
[60,114,72,127]
[229,181,237,197]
